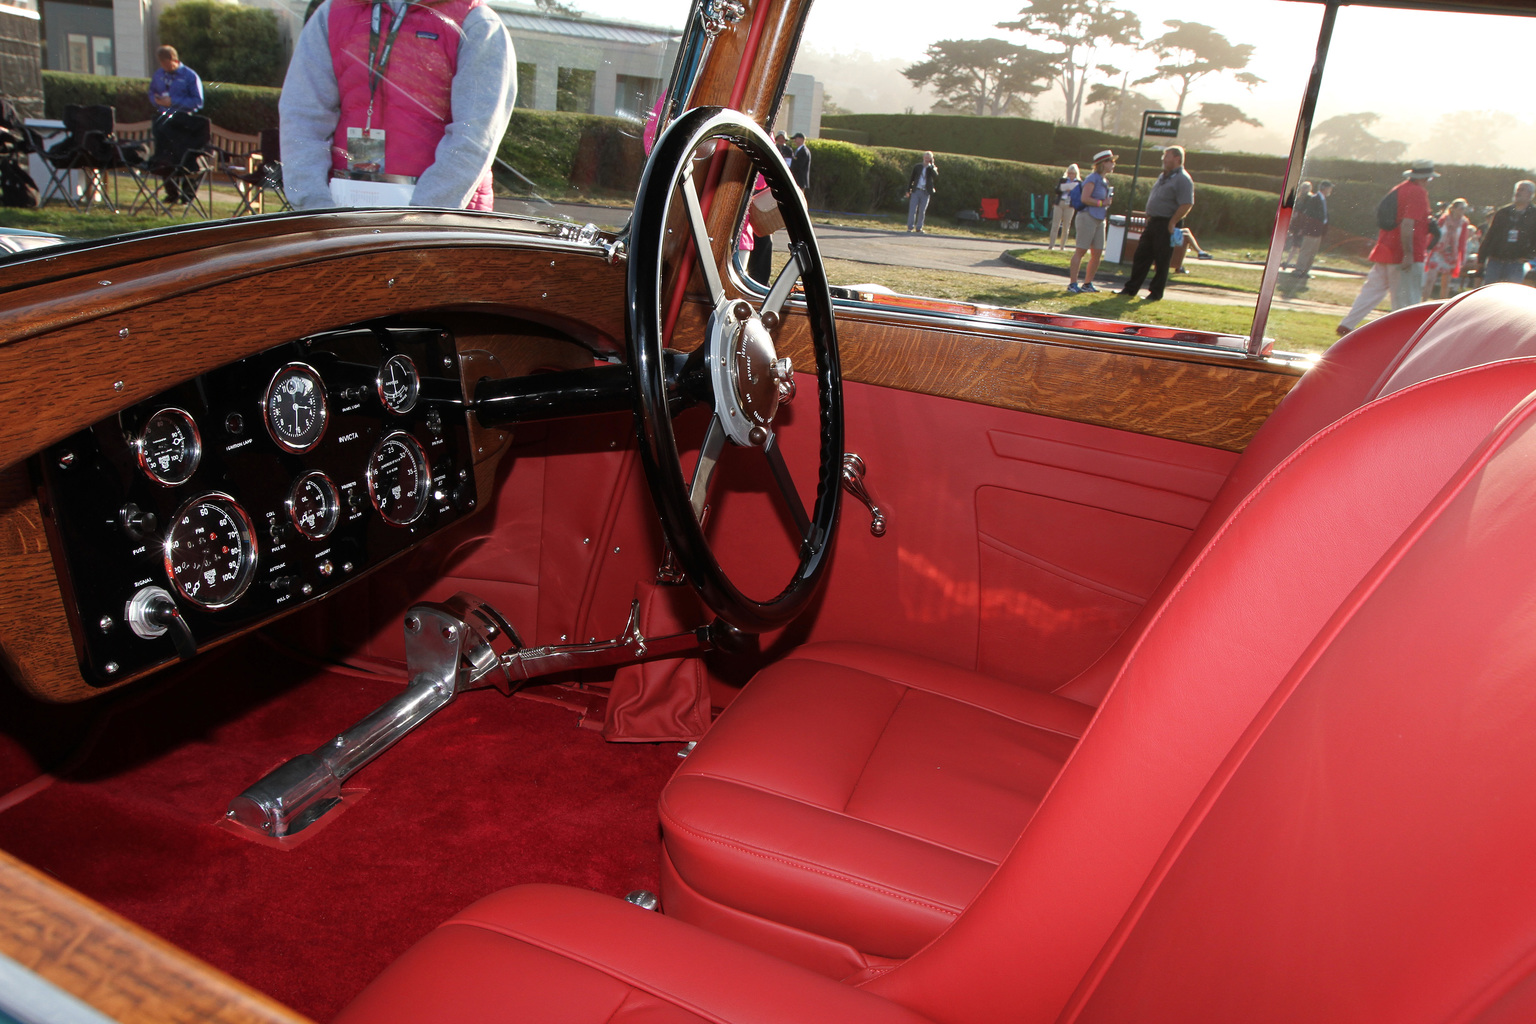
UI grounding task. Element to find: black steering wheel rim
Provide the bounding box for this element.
[627,106,843,633]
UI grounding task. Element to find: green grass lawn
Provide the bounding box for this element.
[1009,247,1365,308]
[795,254,1344,355]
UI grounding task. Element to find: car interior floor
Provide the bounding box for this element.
[0,633,685,1022]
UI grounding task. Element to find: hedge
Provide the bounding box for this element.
[496,109,643,196]
[42,71,280,134]
[806,140,1280,240]
[821,112,1135,170]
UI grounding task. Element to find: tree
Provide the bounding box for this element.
[901,39,1057,118]
[1085,79,1160,135]
[159,1,286,87]
[1178,102,1260,149]
[1134,21,1262,115]
[821,93,852,117]
[1307,112,1407,163]
[1428,110,1518,166]
[998,0,1141,128]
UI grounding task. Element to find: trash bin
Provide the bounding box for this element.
[1106,214,1128,263]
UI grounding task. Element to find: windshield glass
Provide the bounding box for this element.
[0,0,684,241]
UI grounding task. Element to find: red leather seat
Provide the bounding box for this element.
[658,284,1536,973]
[340,354,1536,1023]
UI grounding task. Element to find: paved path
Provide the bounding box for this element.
[493,198,1353,315]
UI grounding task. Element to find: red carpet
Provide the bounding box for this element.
[0,638,684,1021]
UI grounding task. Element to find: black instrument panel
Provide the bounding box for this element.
[37,323,477,687]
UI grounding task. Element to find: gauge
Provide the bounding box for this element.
[163,492,258,609]
[136,407,201,485]
[377,354,420,415]
[264,362,329,453]
[286,471,340,540]
[366,431,432,526]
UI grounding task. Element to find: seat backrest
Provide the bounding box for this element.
[63,104,114,137]
[259,128,281,163]
[1058,283,1536,706]
[865,356,1536,1023]
[1065,379,1536,1023]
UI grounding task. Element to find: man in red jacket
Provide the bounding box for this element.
[1338,160,1436,336]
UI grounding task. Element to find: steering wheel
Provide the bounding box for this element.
[627,106,843,634]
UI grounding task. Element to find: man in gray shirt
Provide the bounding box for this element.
[1119,145,1195,302]
[280,0,515,210]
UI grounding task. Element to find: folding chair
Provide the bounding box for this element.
[226,129,291,216]
[38,105,124,211]
[125,113,216,218]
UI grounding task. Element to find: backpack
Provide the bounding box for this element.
[1376,188,1399,231]
[1069,180,1088,211]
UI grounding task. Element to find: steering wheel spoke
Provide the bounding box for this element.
[760,246,804,323]
[629,107,843,633]
[680,165,726,307]
[762,431,812,541]
[689,414,728,524]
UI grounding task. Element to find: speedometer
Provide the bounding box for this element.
[366,432,432,526]
[163,493,259,608]
[264,362,329,453]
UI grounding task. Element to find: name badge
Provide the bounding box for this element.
[1509,228,1521,245]
[416,30,438,39]
[346,127,386,174]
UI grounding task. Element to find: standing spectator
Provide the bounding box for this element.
[280,0,516,210]
[773,130,792,162]
[1048,163,1079,250]
[1281,180,1312,268]
[789,132,811,190]
[1066,149,1115,294]
[1478,180,1536,286]
[1424,198,1475,299]
[147,45,204,204]
[1286,179,1332,285]
[1119,145,1194,303]
[905,150,938,233]
[1337,159,1437,336]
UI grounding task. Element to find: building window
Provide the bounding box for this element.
[613,74,660,119]
[515,62,536,109]
[556,67,594,114]
[91,35,113,76]
[66,32,113,75]
[66,33,89,73]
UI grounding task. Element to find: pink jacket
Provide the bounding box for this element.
[329,0,493,210]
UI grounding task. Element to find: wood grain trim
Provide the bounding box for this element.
[0,464,80,704]
[0,847,313,1024]
[677,304,1300,452]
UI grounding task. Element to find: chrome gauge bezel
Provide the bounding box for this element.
[135,407,202,486]
[366,431,432,526]
[162,491,259,610]
[376,353,421,415]
[286,470,341,540]
[263,362,330,454]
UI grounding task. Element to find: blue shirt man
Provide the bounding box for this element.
[147,45,204,203]
[148,45,204,114]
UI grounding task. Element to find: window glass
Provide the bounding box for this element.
[557,66,596,113]
[1279,4,1536,352]
[90,35,112,76]
[4,0,684,241]
[776,0,1335,352]
[515,61,537,109]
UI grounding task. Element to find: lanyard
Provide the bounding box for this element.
[364,0,407,132]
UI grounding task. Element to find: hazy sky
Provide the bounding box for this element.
[569,0,1536,166]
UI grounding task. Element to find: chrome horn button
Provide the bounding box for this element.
[708,300,792,447]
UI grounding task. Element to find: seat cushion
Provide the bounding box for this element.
[333,885,935,1024]
[660,643,1094,962]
